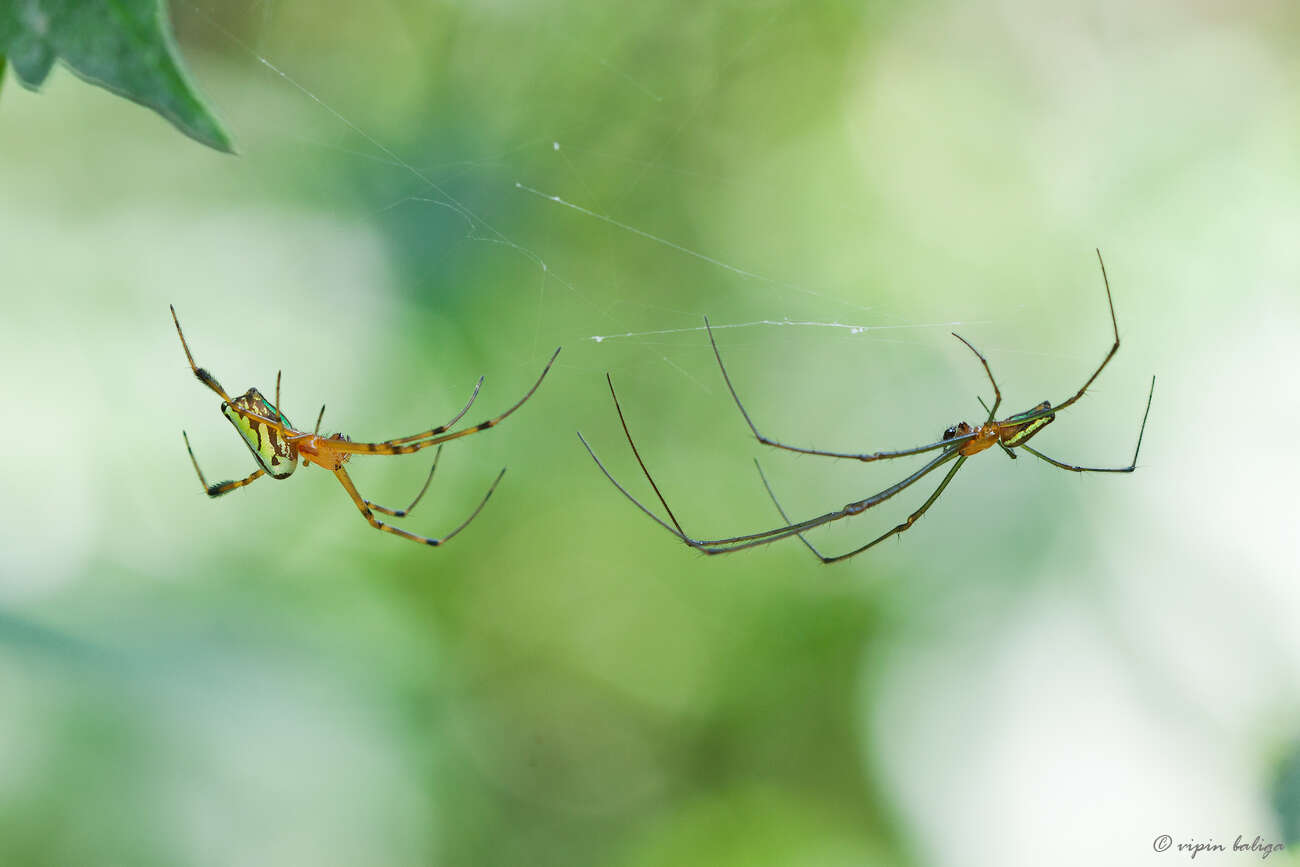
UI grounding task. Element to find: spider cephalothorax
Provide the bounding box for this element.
[942,422,972,441]
[294,431,354,471]
[581,250,1154,563]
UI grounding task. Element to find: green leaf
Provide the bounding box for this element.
[0,0,233,153]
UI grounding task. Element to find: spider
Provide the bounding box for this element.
[579,250,1155,563]
[170,306,560,547]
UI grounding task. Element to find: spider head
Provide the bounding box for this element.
[943,422,973,441]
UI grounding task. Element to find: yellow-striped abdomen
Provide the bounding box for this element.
[1000,401,1056,447]
[222,388,298,479]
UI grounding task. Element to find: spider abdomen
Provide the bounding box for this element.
[222,388,299,479]
[999,401,1055,448]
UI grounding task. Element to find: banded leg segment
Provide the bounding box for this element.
[365,446,443,517]
[205,471,267,497]
[170,305,235,403]
[381,377,483,447]
[333,347,561,456]
[182,431,266,497]
[332,465,505,547]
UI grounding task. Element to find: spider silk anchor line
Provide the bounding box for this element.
[579,250,1155,564]
[171,305,560,547]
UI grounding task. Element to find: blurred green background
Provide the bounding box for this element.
[2,1,1299,865]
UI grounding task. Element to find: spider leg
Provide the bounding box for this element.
[365,446,443,517]
[951,333,1001,421]
[380,376,484,447]
[204,471,267,497]
[313,404,326,435]
[954,250,1150,433]
[694,448,961,555]
[1048,249,1121,415]
[754,458,827,560]
[578,431,698,540]
[170,305,235,403]
[581,374,964,551]
[578,429,867,549]
[1016,375,1155,473]
[332,347,560,455]
[977,395,1017,458]
[813,456,969,564]
[705,316,968,462]
[331,464,504,546]
[182,431,266,497]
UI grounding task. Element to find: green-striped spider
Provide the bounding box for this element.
[171,306,559,547]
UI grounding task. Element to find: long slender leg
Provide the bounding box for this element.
[580,431,958,552]
[380,376,484,446]
[947,250,1134,432]
[694,449,961,555]
[579,431,688,539]
[579,376,963,551]
[602,373,686,537]
[952,333,1001,421]
[365,446,442,517]
[705,316,972,462]
[1017,375,1155,473]
[581,428,870,550]
[290,375,485,453]
[1049,249,1121,415]
[334,347,561,455]
[170,305,235,402]
[271,371,293,425]
[332,464,505,546]
[587,371,828,546]
[754,459,827,560]
[182,431,265,497]
[814,456,969,564]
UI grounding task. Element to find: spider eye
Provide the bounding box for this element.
[943,422,971,440]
